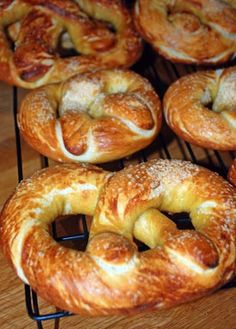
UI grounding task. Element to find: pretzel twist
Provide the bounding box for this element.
[0,159,235,316]
[18,69,162,163]
[0,0,142,88]
[163,66,236,150]
[134,0,236,64]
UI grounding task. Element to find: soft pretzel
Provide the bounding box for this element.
[0,0,142,88]
[163,66,236,150]
[228,159,236,186]
[17,69,162,163]
[0,159,235,316]
[134,0,236,65]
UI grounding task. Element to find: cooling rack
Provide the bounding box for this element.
[11,44,236,329]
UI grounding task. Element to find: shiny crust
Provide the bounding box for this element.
[163,66,236,151]
[0,159,235,315]
[17,69,162,163]
[134,0,236,65]
[228,159,236,186]
[0,0,142,88]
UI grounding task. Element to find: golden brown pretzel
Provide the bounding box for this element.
[163,66,236,150]
[0,0,142,88]
[18,69,162,163]
[134,0,236,65]
[0,159,235,316]
[228,159,236,186]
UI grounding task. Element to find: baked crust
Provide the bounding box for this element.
[134,0,236,65]
[17,69,162,163]
[163,66,236,150]
[0,159,235,315]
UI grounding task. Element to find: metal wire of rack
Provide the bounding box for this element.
[11,44,236,329]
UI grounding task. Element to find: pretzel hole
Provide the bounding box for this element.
[57,33,79,57]
[203,100,214,112]
[49,214,90,251]
[165,212,194,230]
[133,238,150,252]
[106,23,116,34]
[3,25,16,51]
[200,88,215,112]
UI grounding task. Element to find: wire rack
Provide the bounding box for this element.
[11,44,236,329]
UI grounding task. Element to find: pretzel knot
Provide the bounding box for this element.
[134,0,236,64]
[18,69,161,163]
[0,159,235,316]
[163,66,236,150]
[0,0,142,88]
